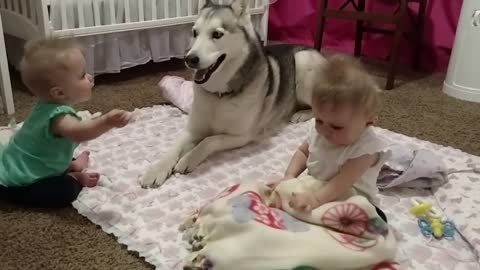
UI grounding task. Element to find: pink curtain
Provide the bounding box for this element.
[268,0,462,72]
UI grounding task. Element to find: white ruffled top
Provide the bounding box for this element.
[306,126,390,204]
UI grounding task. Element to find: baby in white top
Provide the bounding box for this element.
[273,55,390,213]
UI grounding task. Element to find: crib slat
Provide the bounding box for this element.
[20,0,27,16]
[0,0,5,9]
[255,0,260,8]
[164,0,169,19]
[28,0,37,24]
[115,0,123,23]
[197,0,202,13]
[60,0,68,30]
[13,0,19,12]
[36,0,50,36]
[138,0,144,21]
[109,0,115,24]
[175,0,180,17]
[124,0,130,22]
[6,0,12,10]
[93,0,101,26]
[150,0,156,20]
[187,0,193,16]
[77,1,85,27]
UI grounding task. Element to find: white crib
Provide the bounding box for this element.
[0,0,268,40]
[0,0,270,114]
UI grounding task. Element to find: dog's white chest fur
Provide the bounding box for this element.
[189,85,262,136]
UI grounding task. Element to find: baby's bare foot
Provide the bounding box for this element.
[69,172,100,187]
[68,151,90,172]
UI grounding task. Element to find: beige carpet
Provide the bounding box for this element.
[0,58,479,270]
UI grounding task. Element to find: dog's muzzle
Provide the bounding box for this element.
[185,54,227,84]
[185,54,200,69]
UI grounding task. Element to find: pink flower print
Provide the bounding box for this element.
[217,183,240,199]
[252,203,270,215]
[328,231,377,251]
[255,214,274,226]
[321,203,369,236]
[321,203,379,251]
[271,215,285,229]
[246,192,285,230]
[228,190,308,232]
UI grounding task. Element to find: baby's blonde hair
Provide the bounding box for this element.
[20,37,82,96]
[312,55,382,116]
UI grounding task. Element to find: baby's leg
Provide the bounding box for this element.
[68,172,100,188]
[0,175,83,208]
[68,151,90,172]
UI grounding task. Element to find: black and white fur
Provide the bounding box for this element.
[141,0,327,187]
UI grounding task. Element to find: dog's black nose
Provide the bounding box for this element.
[185,55,200,67]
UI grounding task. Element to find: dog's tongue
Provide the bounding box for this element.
[195,69,208,81]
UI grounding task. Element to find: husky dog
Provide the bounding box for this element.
[141,0,327,187]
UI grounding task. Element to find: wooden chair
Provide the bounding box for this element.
[314,0,427,90]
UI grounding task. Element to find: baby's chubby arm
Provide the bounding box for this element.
[284,142,309,179]
[268,142,309,189]
[315,154,376,203]
[51,109,131,143]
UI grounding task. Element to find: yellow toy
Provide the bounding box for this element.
[409,198,440,219]
[409,202,432,218]
[430,217,443,238]
[411,198,456,240]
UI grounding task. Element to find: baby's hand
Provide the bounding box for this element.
[267,175,295,190]
[289,191,319,212]
[105,109,131,128]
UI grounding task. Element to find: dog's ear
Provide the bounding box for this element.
[231,0,250,17]
[203,0,214,8]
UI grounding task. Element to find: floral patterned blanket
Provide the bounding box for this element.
[181,176,399,270]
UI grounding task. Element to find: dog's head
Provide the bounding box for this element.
[185,0,254,86]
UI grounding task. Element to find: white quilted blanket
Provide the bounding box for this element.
[72,105,480,269]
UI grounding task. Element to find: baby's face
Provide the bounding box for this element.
[55,49,94,104]
[312,100,373,145]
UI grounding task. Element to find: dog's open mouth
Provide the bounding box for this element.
[194,54,226,84]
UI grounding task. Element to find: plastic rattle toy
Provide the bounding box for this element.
[409,198,441,219]
[442,220,456,240]
[430,217,443,238]
[417,219,432,237]
[409,201,433,218]
[410,198,455,240]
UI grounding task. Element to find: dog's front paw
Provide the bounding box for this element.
[140,163,174,188]
[290,109,313,123]
[174,153,199,174]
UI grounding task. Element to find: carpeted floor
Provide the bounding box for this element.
[0,57,479,270]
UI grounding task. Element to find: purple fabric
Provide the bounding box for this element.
[267,0,462,72]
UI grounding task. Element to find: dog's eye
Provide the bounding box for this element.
[192,29,198,38]
[212,31,224,39]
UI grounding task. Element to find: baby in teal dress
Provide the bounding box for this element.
[0,38,131,207]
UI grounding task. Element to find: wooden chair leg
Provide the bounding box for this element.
[412,0,427,69]
[315,0,328,51]
[386,28,402,90]
[386,1,407,90]
[354,0,366,57]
